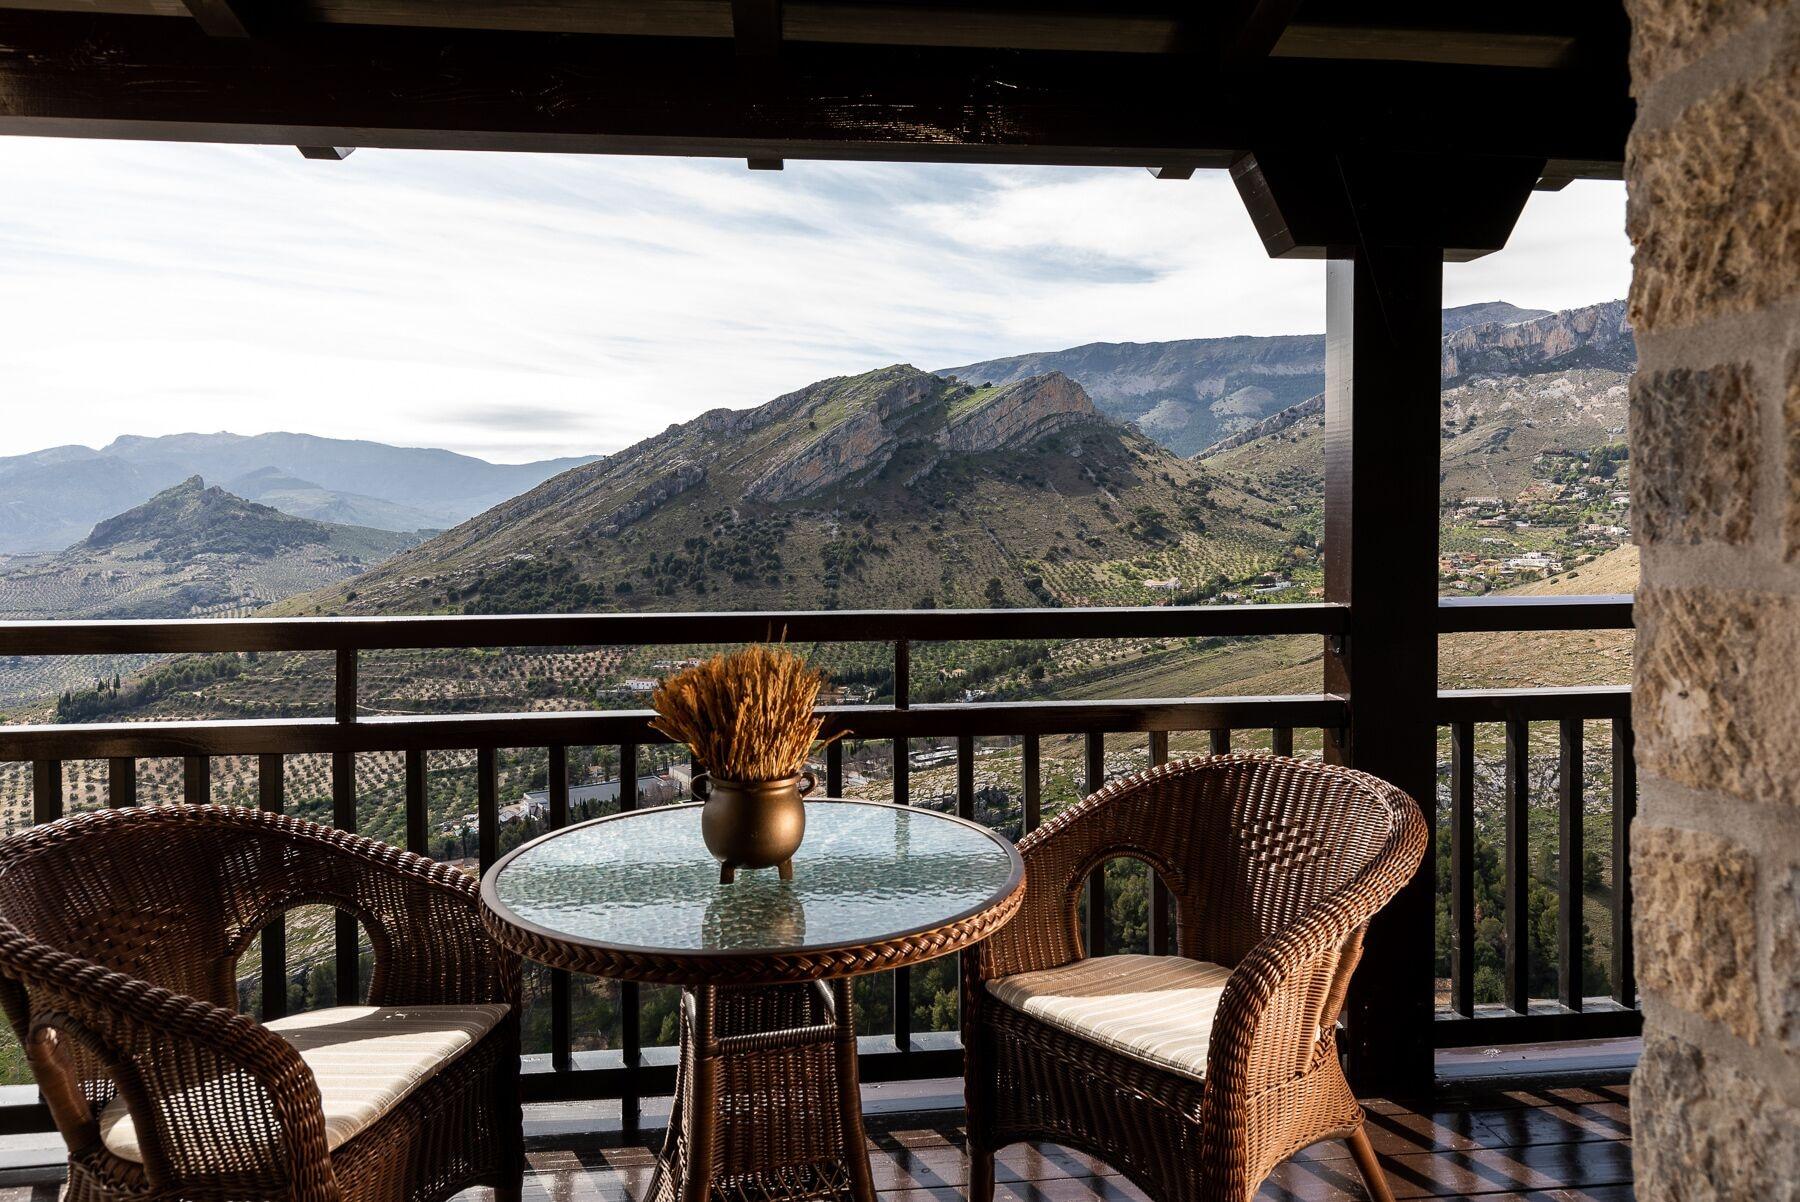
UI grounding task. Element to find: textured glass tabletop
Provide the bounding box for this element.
[486,800,1022,959]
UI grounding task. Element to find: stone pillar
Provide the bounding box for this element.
[1624,1,1800,1195]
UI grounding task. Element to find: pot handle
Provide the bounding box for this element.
[798,771,817,798]
[691,771,710,801]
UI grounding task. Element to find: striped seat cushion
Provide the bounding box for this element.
[987,954,1233,1082]
[99,1003,510,1161]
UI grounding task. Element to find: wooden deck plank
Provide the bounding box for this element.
[0,1082,1633,1202]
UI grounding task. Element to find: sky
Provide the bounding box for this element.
[0,138,1632,463]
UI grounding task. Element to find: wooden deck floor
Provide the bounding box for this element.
[0,1078,1632,1202]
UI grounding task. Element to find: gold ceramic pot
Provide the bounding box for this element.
[695,772,814,882]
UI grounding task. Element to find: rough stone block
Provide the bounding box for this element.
[1775,865,1800,1046]
[1632,824,1759,1040]
[1628,51,1800,331]
[1634,1032,1800,1200]
[1627,0,1781,85]
[1636,585,1800,807]
[1633,363,1757,545]
[1786,349,1800,560]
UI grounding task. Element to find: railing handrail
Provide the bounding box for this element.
[1437,593,1632,632]
[1437,685,1631,721]
[0,695,1349,760]
[0,602,1350,656]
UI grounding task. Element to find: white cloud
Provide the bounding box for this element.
[0,139,1630,462]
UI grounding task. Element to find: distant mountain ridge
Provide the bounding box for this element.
[0,477,421,620]
[0,431,596,553]
[284,364,1292,617]
[942,301,1562,456]
[1196,300,1634,457]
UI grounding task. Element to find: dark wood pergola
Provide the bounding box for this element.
[0,0,1637,1103]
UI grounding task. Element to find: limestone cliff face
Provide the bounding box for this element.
[743,366,1099,503]
[596,462,707,535]
[1441,300,1633,381]
[939,372,1100,454]
[744,368,937,502]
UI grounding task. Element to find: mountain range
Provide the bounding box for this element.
[1204,300,1633,504]
[942,300,1563,456]
[280,365,1295,618]
[0,432,596,554]
[0,477,422,621]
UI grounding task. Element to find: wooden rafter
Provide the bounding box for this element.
[179,0,250,38]
[0,9,1633,170]
[4,0,1613,69]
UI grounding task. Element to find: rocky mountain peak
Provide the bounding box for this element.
[743,366,1104,502]
[1441,299,1632,382]
[82,476,320,557]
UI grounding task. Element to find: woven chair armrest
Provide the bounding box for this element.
[1204,896,1369,1098]
[230,810,520,1009]
[971,818,1093,981]
[0,922,338,1200]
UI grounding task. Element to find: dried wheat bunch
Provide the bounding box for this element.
[648,643,846,782]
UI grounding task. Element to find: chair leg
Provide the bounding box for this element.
[1346,1126,1395,1202]
[968,1142,996,1202]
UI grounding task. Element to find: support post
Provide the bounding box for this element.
[1320,244,1443,1096]
[1232,148,1540,1099]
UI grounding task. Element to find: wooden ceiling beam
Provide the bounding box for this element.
[1231,150,1544,261]
[1221,0,1301,65]
[731,0,781,56]
[0,0,1604,68]
[179,0,250,37]
[1271,24,1577,69]
[0,9,1631,170]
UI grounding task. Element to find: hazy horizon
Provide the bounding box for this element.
[1,139,1632,463]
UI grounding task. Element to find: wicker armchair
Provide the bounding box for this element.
[0,804,523,1202]
[964,754,1427,1202]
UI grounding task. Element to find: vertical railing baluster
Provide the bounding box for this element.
[1272,727,1294,757]
[107,757,136,808]
[183,755,210,804]
[1450,721,1475,1018]
[954,733,976,1031]
[618,743,641,1134]
[891,641,912,1057]
[1084,733,1106,958]
[476,747,498,870]
[259,753,287,1022]
[1504,718,1530,1014]
[404,749,427,855]
[1022,735,1041,834]
[826,740,843,796]
[336,647,358,722]
[1557,719,1584,1011]
[333,747,358,1005]
[956,735,975,820]
[548,744,572,1074]
[1210,728,1230,756]
[893,638,909,710]
[32,759,62,825]
[334,646,362,1005]
[1611,717,1636,1008]
[1148,731,1170,956]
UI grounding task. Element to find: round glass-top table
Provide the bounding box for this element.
[479,799,1025,1202]
[483,798,1023,983]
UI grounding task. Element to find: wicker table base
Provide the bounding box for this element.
[648,980,875,1202]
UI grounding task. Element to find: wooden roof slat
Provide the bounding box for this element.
[0,0,1599,67]
[0,6,1631,169]
[1272,24,1578,69]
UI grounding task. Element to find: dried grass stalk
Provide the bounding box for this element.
[648,643,846,782]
